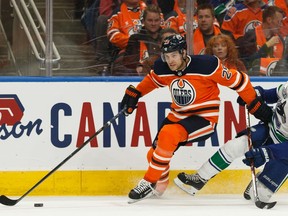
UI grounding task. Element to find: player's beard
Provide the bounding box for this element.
[176,55,187,71]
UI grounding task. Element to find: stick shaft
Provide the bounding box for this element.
[0,107,125,206]
[246,107,260,202]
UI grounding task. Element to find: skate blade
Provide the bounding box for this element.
[173,177,198,196]
[127,191,155,204]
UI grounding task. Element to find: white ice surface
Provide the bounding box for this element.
[0,194,287,216]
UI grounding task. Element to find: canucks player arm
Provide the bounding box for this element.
[243,142,288,168]
[266,142,288,160]
[241,81,288,105]
[237,86,278,105]
[242,142,288,201]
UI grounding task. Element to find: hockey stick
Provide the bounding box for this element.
[0,107,126,206]
[246,107,277,209]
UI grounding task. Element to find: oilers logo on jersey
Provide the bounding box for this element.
[170,79,195,106]
[244,20,262,35]
[128,19,142,36]
[266,60,279,76]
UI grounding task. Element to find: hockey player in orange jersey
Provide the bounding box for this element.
[120,34,273,203]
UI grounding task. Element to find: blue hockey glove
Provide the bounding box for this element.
[120,85,141,116]
[243,147,273,168]
[237,96,246,106]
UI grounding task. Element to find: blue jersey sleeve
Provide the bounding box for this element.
[255,86,278,104]
[263,88,278,104]
[267,142,288,160]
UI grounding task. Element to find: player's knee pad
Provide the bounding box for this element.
[146,147,154,163]
[258,159,288,193]
[220,135,249,161]
[157,124,187,152]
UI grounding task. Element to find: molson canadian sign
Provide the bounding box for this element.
[0,79,280,171]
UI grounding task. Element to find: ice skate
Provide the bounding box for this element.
[174,172,207,195]
[243,172,261,200]
[128,179,156,204]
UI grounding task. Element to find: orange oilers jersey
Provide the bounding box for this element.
[221,3,267,39]
[165,11,187,35]
[255,25,284,58]
[136,55,256,123]
[107,1,146,50]
[139,41,149,63]
[165,0,197,35]
[254,24,284,75]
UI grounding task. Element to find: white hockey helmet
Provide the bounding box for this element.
[277,82,288,100]
[273,98,288,138]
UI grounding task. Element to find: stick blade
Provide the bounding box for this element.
[0,195,18,206]
[255,200,277,209]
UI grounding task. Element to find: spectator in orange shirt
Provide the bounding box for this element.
[119,4,163,76]
[221,0,268,39]
[165,1,221,37]
[107,0,147,75]
[94,0,121,64]
[236,6,285,76]
[107,0,147,52]
[193,4,222,54]
[205,34,247,72]
[165,0,198,36]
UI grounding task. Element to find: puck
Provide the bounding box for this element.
[34,203,43,207]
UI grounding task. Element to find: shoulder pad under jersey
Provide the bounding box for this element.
[185,55,219,75]
[153,58,174,75]
[153,55,219,76]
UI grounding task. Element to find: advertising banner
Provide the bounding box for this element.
[0,78,281,172]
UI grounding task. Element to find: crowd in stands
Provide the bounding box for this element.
[81,0,288,76]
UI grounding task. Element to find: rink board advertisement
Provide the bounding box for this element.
[0,77,287,195]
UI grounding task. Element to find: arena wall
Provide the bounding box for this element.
[0,76,287,196]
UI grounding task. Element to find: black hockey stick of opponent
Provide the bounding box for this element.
[0,107,126,206]
[246,108,277,209]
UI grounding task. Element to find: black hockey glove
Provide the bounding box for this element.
[247,97,273,124]
[121,85,141,116]
[243,147,273,168]
[237,96,246,106]
[237,86,264,106]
